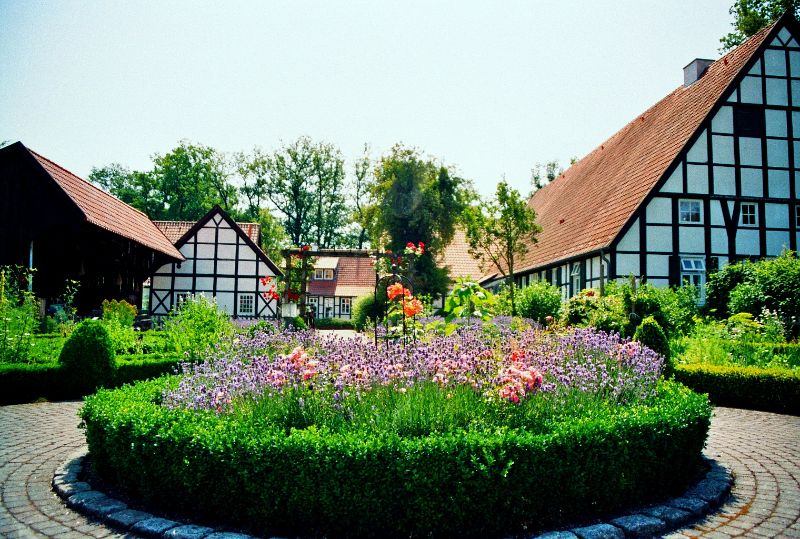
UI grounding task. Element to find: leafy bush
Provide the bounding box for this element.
[727,282,765,317]
[0,266,39,363]
[674,363,800,415]
[705,260,755,318]
[352,294,382,331]
[82,378,709,538]
[314,318,355,330]
[102,299,137,326]
[634,316,671,376]
[58,319,117,393]
[516,282,561,324]
[163,294,234,361]
[291,316,308,330]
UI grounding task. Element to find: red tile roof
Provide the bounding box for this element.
[517,19,779,273]
[438,228,485,281]
[153,220,261,244]
[28,148,183,260]
[307,255,375,298]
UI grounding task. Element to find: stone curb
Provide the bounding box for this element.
[53,450,732,539]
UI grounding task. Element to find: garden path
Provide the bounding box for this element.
[0,402,797,538]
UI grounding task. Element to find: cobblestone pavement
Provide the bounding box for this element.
[1,402,798,538]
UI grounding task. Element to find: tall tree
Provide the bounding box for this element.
[462,180,541,317]
[349,143,375,249]
[256,208,289,267]
[365,144,472,296]
[310,140,348,248]
[721,0,799,51]
[152,141,237,221]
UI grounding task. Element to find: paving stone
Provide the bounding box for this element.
[667,496,710,516]
[80,496,128,518]
[53,480,92,498]
[609,514,667,537]
[65,490,108,509]
[570,523,624,539]
[204,533,261,539]
[532,532,579,539]
[685,479,732,504]
[105,508,154,529]
[131,517,182,537]
[163,524,217,538]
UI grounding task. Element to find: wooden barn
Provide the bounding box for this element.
[0,142,183,314]
[149,206,283,319]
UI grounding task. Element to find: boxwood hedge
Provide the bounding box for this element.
[674,363,800,415]
[81,379,711,538]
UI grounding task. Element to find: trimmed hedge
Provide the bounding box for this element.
[314,317,356,330]
[674,363,800,415]
[0,354,182,405]
[81,380,710,538]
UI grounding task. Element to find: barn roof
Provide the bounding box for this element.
[153,219,261,245]
[25,146,183,260]
[517,16,785,273]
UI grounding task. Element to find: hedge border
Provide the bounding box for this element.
[674,364,800,415]
[0,355,182,405]
[81,380,711,538]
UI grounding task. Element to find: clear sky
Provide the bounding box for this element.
[1,0,735,198]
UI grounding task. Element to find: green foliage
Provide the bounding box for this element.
[720,0,799,52]
[706,252,800,338]
[163,294,234,361]
[0,266,39,364]
[674,363,800,415]
[352,294,382,331]
[314,318,355,330]
[81,379,709,538]
[634,317,672,376]
[102,299,137,326]
[291,316,308,330]
[101,299,140,354]
[364,144,472,296]
[516,282,562,324]
[443,278,496,325]
[58,319,117,393]
[462,181,541,316]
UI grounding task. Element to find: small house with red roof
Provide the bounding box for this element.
[306,252,375,319]
[149,206,282,319]
[514,13,800,302]
[0,142,183,313]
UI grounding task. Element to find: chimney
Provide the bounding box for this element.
[683,58,714,86]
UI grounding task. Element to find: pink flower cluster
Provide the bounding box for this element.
[497,349,544,403]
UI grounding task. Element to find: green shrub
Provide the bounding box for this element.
[58,319,117,393]
[102,299,137,327]
[728,282,767,317]
[291,316,308,330]
[705,260,755,318]
[164,294,234,361]
[516,282,561,324]
[352,294,383,331]
[563,289,601,326]
[0,266,39,363]
[314,318,355,330]
[674,363,800,415]
[634,316,671,376]
[81,379,709,538]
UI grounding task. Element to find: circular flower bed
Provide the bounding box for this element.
[81,321,711,538]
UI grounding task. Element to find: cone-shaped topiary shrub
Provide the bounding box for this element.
[634,316,671,376]
[59,319,116,394]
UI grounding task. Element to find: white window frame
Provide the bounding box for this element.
[679,199,703,224]
[238,293,255,316]
[340,297,352,316]
[314,269,334,280]
[680,257,706,304]
[306,296,319,318]
[570,264,581,295]
[740,203,758,226]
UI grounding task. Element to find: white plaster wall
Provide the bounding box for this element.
[687,131,708,162]
[152,276,171,290]
[217,260,236,274]
[197,227,216,243]
[736,229,760,256]
[174,277,192,290]
[712,106,733,133]
[712,136,735,165]
[195,277,213,290]
[741,168,764,196]
[174,261,194,275]
[660,168,683,193]
[154,263,172,275]
[766,78,788,106]
[218,228,238,244]
[647,278,670,288]
[197,244,215,259]
[767,139,790,168]
[711,228,728,254]
[616,253,640,277]
[646,254,669,277]
[765,109,787,137]
[791,49,800,75]
[179,244,195,257]
[710,200,726,226]
[767,231,790,256]
[740,76,763,104]
[196,259,215,273]
[713,166,736,195]
[239,260,257,275]
[765,203,790,228]
[216,293,234,314]
[764,48,787,76]
[768,170,791,198]
[646,226,672,252]
[679,226,705,253]
[239,245,257,260]
[739,138,762,167]
[616,218,640,251]
[687,165,709,194]
[646,198,672,224]
[217,244,236,259]
[217,278,236,292]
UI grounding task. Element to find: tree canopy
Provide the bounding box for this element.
[462,180,541,316]
[720,0,799,51]
[364,145,473,296]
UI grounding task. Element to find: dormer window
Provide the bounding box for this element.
[314,268,334,280]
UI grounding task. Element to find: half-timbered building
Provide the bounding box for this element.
[515,13,800,302]
[0,142,183,313]
[306,253,374,319]
[149,206,282,319]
